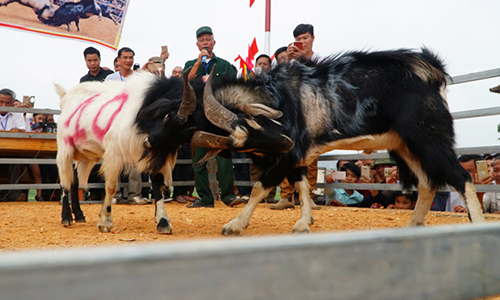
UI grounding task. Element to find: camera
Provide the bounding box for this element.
[384,167,393,178]
[361,166,371,178]
[44,123,57,133]
[23,95,35,106]
[331,171,346,180]
[293,42,303,50]
[31,122,57,133]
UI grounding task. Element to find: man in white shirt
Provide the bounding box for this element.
[0,88,27,201]
[105,47,150,205]
[105,47,135,82]
[0,89,26,132]
[286,23,317,62]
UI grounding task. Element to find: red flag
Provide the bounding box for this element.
[235,55,254,81]
[248,38,259,60]
[234,55,245,69]
[250,0,255,7]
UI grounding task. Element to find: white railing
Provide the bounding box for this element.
[1,68,500,197]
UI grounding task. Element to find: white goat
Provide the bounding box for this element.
[0,0,55,20]
[56,71,185,234]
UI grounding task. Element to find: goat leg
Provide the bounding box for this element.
[70,169,86,223]
[97,179,116,233]
[292,176,313,233]
[460,181,486,223]
[151,173,172,234]
[221,182,270,235]
[60,189,73,226]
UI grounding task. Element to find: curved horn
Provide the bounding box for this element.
[190,131,231,149]
[235,103,283,119]
[177,66,197,123]
[203,64,238,132]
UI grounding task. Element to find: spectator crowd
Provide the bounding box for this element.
[1,23,500,217]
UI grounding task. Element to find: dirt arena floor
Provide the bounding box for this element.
[0,3,118,46]
[2,201,499,299]
[2,200,500,251]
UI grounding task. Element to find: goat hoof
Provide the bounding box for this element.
[157,218,172,235]
[221,220,245,236]
[311,205,321,210]
[407,222,425,227]
[292,221,311,234]
[61,219,72,227]
[97,220,113,232]
[98,225,111,233]
[75,217,86,223]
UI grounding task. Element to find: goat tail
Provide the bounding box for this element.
[54,83,68,109]
[408,47,448,87]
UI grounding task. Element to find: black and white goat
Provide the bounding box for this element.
[148,48,485,235]
[0,0,55,21]
[56,71,191,234]
[42,0,101,31]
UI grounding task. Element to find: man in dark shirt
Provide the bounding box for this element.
[79,46,113,201]
[80,47,114,83]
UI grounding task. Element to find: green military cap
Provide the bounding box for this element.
[196,26,213,37]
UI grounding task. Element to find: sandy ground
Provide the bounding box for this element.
[0,3,119,46]
[2,201,499,299]
[2,200,500,251]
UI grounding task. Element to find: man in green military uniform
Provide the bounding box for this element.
[183,26,237,208]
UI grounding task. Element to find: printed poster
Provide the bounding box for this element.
[0,0,130,50]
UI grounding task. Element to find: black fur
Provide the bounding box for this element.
[41,0,101,31]
[199,48,469,194]
[140,48,469,203]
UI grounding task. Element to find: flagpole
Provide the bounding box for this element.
[264,0,271,55]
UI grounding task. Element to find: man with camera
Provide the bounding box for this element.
[271,24,320,210]
[286,23,317,62]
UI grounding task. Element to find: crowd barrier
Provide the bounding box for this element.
[1,68,500,196]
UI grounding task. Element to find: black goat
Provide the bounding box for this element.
[42,0,101,31]
[144,48,485,235]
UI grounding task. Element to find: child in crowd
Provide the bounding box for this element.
[28,113,46,132]
[387,191,417,210]
[325,162,364,206]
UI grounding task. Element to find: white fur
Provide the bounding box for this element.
[0,0,55,19]
[56,71,173,233]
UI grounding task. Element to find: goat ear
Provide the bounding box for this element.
[138,98,178,120]
[235,103,283,119]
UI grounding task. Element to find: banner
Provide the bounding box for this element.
[0,0,130,50]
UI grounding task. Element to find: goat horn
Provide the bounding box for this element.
[235,103,283,119]
[177,66,197,123]
[190,131,231,149]
[193,149,223,168]
[203,64,237,132]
